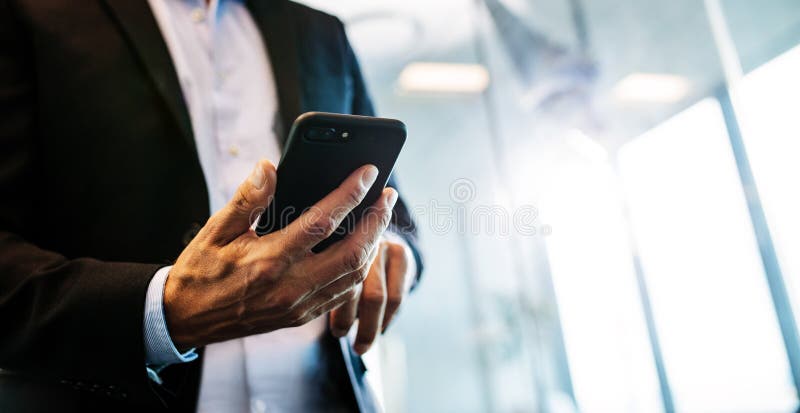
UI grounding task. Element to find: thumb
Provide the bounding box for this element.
[206,159,276,245]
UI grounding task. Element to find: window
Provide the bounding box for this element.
[737,45,800,335]
[618,99,796,413]
[543,156,664,413]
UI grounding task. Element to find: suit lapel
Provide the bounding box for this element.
[247,0,303,143]
[101,0,195,150]
[101,0,302,148]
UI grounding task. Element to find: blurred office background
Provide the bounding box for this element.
[301,1,800,412]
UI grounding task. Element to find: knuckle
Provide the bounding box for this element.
[342,251,361,273]
[387,293,403,309]
[387,243,405,257]
[346,187,363,207]
[357,242,374,265]
[354,267,369,284]
[343,244,370,272]
[232,188,255,214]
[307,214,337,238]
[204,258,234,283]
[362,289,386,307]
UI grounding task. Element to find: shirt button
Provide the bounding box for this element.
[190,8,205,23]
[228,144,240,157]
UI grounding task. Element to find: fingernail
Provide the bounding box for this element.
[249,163,266,189]
[361,165,379,189]
[386,189,398,208]
[354,343,369,354]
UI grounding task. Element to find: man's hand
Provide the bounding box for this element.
[329,232,416,354]
[163,160,398,351]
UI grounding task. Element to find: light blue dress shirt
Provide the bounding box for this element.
[143,0,283,371]
[144,266,197,382]
[142,0,414,410]
[142,0,337,411]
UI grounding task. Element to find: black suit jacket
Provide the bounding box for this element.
[0,1,421,412]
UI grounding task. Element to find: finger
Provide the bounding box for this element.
[353,244,388,354]
[308,187,397,286]
[204,159,277,245]
[271,257,373,328]
[328,246,383,338]
[382,242,409,332]
[300,242,378,307]
[242,264,366,332]
[280,165,379,255]
[300,285,360,327]
[329,282,360,337]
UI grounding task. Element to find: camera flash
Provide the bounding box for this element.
[341,132,349,138]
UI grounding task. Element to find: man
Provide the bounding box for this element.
[0,0,423,412]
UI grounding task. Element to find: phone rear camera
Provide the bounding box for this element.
[304,127,338,141]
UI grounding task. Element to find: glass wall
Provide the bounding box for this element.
[737,44,800,345]
[618,99,796,413]
[297,1,800,412]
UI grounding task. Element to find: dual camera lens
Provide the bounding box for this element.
[304,127,349,142]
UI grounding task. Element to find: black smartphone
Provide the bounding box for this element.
[255,112,406,252]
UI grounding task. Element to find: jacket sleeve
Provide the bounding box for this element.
[339,20,425,284]
[0,1,163,405]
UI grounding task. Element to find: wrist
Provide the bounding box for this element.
[162,268,196,351]
[144,266,198,366]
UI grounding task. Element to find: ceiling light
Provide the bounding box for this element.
[613,73,691,103]
[398,62,490,94]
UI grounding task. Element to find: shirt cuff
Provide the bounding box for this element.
[144,266,198,367]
